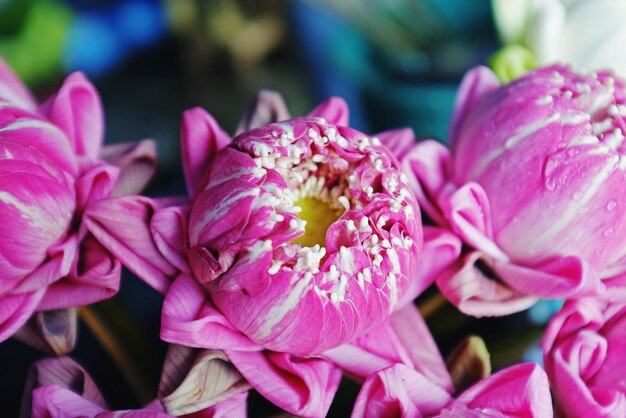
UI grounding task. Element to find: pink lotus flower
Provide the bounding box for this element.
[86,92,456,417]
[0,59,156,351]
[405,64,626,316]
[352,362,553,417]
[543,298,626,417]
[22,356,246,418]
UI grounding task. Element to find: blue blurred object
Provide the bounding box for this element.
[527,299,564,326]
[288,1,369,132]
[116,0,165,49]
[64,13,122,75]
[288,0,495,141]
[62,0,166,76]
[522,344,544,366]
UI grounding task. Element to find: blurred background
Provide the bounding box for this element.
[2,0,552,416]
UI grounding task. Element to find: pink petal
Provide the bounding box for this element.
[235,90,290,134]
[151,205,191,275]
[449,66,500,148]
[226,350,342,418]
[542,299,626,417]
[22,357,107,415]
[542,298,605,354]
[439,182,508,261]
[100,140,157,196]
[0,111,78,175]
[437,251,537,317]
[375,128,416,161]
[0,58,37,111]
[454,363,553,417]
[30,385,107,418]
[400,226,463,306]
[12,235,78,295]
[400,140,453,225]
[0,157,76,286]
[75,162,120,214]
[181,107,231,197]
[325,304,452,392]
[38,236,121,310]
[160,274,258,350]
[308,97,349,125]
[389,304,453,392]
[493,255,605,299]
[85,196,183,294]
[351,364,453,418]
[0,289,45,343]
[186,391,248,418]
[42,72,104,159]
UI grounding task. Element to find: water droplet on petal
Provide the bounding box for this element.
[607,200,618,211]
[567,148,579,157]
[604,227,615,237]
[573,191,583,200]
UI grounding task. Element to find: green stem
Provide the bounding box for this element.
[78,300,159,405]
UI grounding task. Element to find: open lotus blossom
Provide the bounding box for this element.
[86,92,457,417]
[352,362,553,417]
[21,356,247,418]
[0,59,155,351]
[404,64,626,316]
[543,298,626,417]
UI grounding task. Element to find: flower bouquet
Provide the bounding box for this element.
[5,1,626,417]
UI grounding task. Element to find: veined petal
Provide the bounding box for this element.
[181,107,231,197]
[85,196,183,294]
[236,90,290,134]
[184,391,248,418]
[326,304,452,392]
[226,350,342,418]
[41,72,104,159]
[440,182,507,261]
[449,66,500,149]
[400,140,452,226]
[21,357,107,418]
[75,162,120,213]
[453,363,553,417]
[437,251,537,317]
[160,274,259,350]
[351,364,453,418]
[308,97,349,125]
[100,140,157,197]
[38,236,121,310]
[401,226,462,306]
[31,386,108,418]
[159,346,250,415]
[375,128,415,162]
[494,255,604,299]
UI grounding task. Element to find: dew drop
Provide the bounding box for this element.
[567,148,579,157]
[572,191,583,200]
[545,178,556,191]
[604,227,615,237]
[607,200,618,212]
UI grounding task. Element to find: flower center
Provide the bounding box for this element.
[291,195,343,247]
